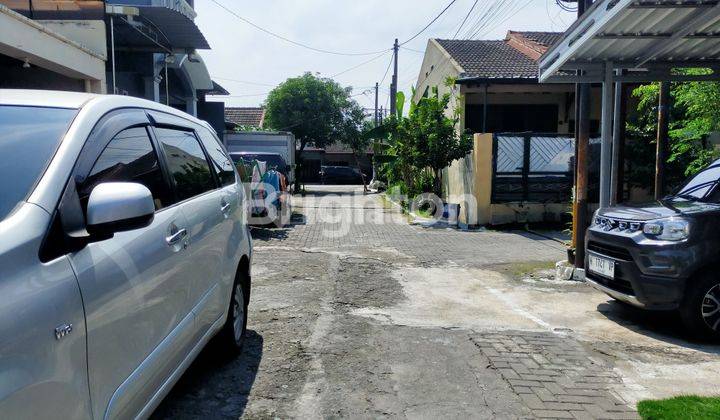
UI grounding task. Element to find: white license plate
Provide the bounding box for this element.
[589,254,615,278]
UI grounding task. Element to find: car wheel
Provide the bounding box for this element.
[680,272,720,340]
[218,273,248,353]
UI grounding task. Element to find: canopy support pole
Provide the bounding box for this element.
[599,62,614,209]
[610,70,623,205]
[655,82,670,200]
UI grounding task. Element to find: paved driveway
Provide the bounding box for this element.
[153,186,720,419]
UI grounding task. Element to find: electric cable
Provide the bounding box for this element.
[209,0,391,56]
[400,0,459,45]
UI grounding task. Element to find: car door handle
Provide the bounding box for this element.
[221,201,231,213]
[166,228,187,246]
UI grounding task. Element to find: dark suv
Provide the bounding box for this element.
[586,159,720,338]
[319,165,364,184]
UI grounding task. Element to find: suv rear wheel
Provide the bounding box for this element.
[217,271,248,353]
[680,272,720,340]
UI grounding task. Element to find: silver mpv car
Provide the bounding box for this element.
[0,90,252,419]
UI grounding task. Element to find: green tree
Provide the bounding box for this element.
[408,86,472,196]
[629,74,720,192]
[264,73,366,188]
[340,118,375,191]
[375,84,472,198]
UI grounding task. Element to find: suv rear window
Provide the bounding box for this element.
[197,128,236,187]
[0,105,77,221]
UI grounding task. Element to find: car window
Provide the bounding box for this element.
[155,127,216,201]
[0,105,77,222]
[197,128,236,187]
[676,164,720,201]
[79,126,172,211]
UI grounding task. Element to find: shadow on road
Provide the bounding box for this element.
[251,226,291,242]
[151,330,264,419]
[596,301,720,354]
[300,184,369,197]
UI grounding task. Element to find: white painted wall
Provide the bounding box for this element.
[0,5,106,93]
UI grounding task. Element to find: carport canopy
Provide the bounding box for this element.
[537,0,720,210]
[539,0,720,84]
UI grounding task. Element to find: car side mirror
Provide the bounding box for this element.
[86,182,155,236]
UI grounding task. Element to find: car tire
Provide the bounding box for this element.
[218,271,249,353]
[680,272,720,341]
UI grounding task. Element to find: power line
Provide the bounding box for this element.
[209,0,391,56]
[400,46,424,54]
[452,0,480,38]
[213,77,276,87]
[472,0,534,39]
[379,54,394,86]
[411,0,517,91]
[217,92,272,98]
[330,51,391,78]
[400,0,459,46]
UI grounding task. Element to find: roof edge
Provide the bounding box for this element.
[456,77,540,85]
[429,38,465,74]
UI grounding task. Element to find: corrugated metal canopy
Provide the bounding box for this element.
[539,0,720,82]
[139,5,209,50]
[109,0,209,50]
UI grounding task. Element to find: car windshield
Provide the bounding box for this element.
[672,164,720,203]
[231,153,287,171]
[0,105,77,221]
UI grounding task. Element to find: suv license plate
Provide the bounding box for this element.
[589,254,615,278]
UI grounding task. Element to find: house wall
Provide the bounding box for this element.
[462,84,603,135]
[443,133,571,227]
[40,20,107,57]
[413,39,464,130]
[0,4,106,93]
[442,153,476,226]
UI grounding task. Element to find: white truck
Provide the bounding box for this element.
[224,131,296,185]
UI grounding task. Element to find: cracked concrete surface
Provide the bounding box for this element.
[153,186,720,419]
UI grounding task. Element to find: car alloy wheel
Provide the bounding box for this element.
[702,283,720,332]
[233,283,246,343]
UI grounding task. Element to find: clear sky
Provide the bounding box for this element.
[194,0,575,112]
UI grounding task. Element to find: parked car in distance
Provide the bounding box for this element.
[586,158,720,339]
[0,90,252,419]
[320,165,365,185]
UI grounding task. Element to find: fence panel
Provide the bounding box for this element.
[492,133,574,203]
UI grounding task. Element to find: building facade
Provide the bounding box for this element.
[0,1,107,93]
[413,31,602,136]
[0,0,225,130]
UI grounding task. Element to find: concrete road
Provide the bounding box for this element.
[153,186,720,419]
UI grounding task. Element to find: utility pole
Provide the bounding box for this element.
[655,82,670,200]
[374,82,379,127]
[573,0,593,269]
[390,38,399,117]
[371,82,380,185]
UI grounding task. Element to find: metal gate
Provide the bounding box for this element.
[492,133,575,203]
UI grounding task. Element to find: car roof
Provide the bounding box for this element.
[0,89,98,108]
[0,89,213,131]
